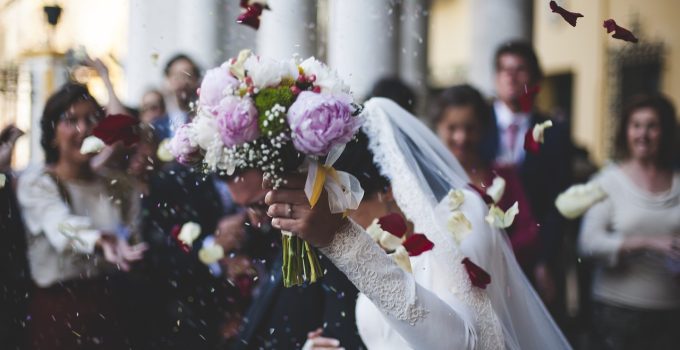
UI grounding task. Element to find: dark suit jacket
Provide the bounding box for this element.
[141,163,239,349]
[231,230,365,350]
[482,108,573,266]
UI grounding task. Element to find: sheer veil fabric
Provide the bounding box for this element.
[358,98,571,350]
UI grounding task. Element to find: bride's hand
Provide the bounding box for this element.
[302,328,345,350]
[264,174,347,248]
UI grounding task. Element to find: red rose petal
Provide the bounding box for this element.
[378,213,408,238]
[171,224,191,254]
[236,4,265,30]
[549,1,583,27]
[603,19,639,43]
[402,233,434,257]
[92,114,139,146]
[523,127,540,154]
[462,257,491,289]
[518,85,540,113]
[467,183,495,205]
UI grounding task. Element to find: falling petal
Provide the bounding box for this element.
[518,85,540,113]
[486,176,506,204]
[402,233,434,256]
[0,173,5,189]
[603,19,639,43]
[555,181,607,219]
[485,202,519,228]
[389,246,412,272]
[198,243,225,264]
[462,257,491,289]
[524,120,553,154]
[447,189,465,210]
[448,211,472,245]
[80,135,105,154]
[549,1,584,27]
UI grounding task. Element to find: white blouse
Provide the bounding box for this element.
[17,166,127,287]
[579,165,680,309]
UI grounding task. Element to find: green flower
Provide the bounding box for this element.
[255,86,295,135]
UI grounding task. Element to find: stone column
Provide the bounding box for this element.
[399,0,430,114]
[176,0,220,68]
[218,0,257,59]
[327,0,399,99]
[469,0,532,96]
[256,0,316,60]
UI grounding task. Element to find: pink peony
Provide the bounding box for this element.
[287,91,360,156]
[199,65,240,115]
[168,124,200,164]
[215,96,260,147]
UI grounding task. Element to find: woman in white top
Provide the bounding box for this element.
[17,83,146,350]
[579,94,680,350]
[271,98,570,349]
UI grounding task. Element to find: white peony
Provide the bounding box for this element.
[80,135,105,154]
[244,55,298,89]
[299,57,350,94]
[556,181,607,219]
[486,176,506,204]
[389,246,412,273]
[178,222,201,246]
[447,189,465,211]
[448,211,472,245]
[485,202,519,229]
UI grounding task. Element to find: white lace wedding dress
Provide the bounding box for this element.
[319,98,571,350]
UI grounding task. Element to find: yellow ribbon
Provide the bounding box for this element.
[308,165,350,217]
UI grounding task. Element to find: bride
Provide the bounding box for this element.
[267,98,571,349]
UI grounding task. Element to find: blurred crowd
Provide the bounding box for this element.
[1,41,678,350]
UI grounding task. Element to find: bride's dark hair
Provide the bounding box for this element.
[334,131,389,197]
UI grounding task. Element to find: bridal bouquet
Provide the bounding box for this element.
[168,50,364,287]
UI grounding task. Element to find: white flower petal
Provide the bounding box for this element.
[0,173,5,189]
[366,218,383,242]
[156,138,174,162]
[198,243,225,265]
[447,189,465,211]
[389,246,412,273]
[380,230,404,251]
[448,211,472,245]
[532,120,553,144]
[485,202,519,229]
[178,222,201,246]
[486,176,506,203]
[80,136,105,154]
[227,49,252,80]
[556,181,607,219]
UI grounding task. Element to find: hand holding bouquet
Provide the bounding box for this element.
[169,50,364,287]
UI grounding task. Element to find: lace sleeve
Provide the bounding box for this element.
[320,219,475,350]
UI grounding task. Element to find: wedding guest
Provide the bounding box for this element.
[140,89,167,124]
[0,124,24,174]
[141,160,241,349]
[434,84,540,277]
[481,41,573,312]
[17,83,147,350]
[158,54,201,137]
[579,94,680,350]
[368,77,417,113]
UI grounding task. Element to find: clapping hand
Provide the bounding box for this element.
[264,174,347,248]
[0,125,24,172]
[96,234,148,271]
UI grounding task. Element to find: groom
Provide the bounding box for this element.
[224,169,365,350]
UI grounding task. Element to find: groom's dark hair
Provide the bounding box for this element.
[334,131,390,197]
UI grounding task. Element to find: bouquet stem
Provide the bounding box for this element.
[281,232,323,287]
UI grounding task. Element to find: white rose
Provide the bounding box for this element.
[447,189,465,211]
[389,246,412,273]
[80,135,105,154]
[244,55,298,89]
[448,211,472,245]
[485,202,519,229]
[178,222,201,246]
[191,113,221,150]
[556,182,607,219]
[486,176,506,203]
[299,57,350,94]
